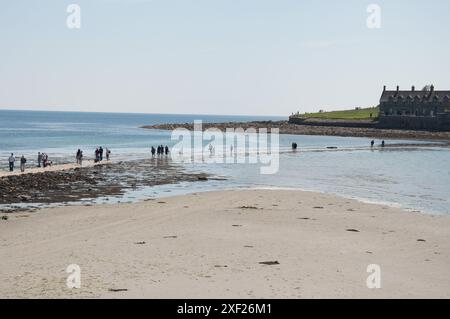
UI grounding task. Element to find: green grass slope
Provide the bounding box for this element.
[293,106,379,120]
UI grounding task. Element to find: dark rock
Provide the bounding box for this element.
[259,261,280,265]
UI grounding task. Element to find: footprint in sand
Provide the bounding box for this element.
[346,229,360,232]
[163,235,177,239]
[134,241,146,245]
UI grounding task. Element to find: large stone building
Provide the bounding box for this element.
[378,85,450,131]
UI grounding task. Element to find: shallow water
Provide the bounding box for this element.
[1,109,449,215]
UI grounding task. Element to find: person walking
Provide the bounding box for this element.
[37,152,42,167]
[370,140,375,148]
[208,144,213,155]
[8,153,15,172]
[381,140,385,147]
[76,149,81,165]
[99,147,104,161]
[165,145,169,156]
[151,146,155,157]
[20,155,27,172]
[105,148,110,161]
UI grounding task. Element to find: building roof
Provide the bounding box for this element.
[380,87,450,103]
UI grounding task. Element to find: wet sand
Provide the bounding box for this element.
[1,189,449,298]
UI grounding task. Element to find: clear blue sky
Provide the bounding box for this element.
[1,0,449,116]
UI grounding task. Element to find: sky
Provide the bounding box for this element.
[0,0,449,116]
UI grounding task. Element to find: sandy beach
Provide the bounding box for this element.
[1,189,449,299]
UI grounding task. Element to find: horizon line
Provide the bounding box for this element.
[0,108,288,119]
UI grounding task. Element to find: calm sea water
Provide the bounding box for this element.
[1,109,449,215]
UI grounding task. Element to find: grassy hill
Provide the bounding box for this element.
[293,106,379,121]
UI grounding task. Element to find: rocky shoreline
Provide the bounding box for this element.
[0,158,216,212]
[142,120,450,142]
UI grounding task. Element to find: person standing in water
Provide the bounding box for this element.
[371,140,375,148]
[381,140,385,147]
[20,155,27,172]
[8,153,15,172]
[151,146,156,157]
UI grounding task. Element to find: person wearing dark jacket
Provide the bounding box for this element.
[20,155,27,172]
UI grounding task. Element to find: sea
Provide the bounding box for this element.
[1,109,449,215]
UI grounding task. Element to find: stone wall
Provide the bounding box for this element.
[377,115,450,131]
[288,117,377,128]
[288,115,450,131]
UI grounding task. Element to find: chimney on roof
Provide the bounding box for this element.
[396,85,399,92]
[412,85,415,92]
[430,85,434,92]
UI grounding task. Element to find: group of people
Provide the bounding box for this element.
[7,152,53,173]
[76,149,83,165]
[37,152,52,168]
[6,147,111,173]
[94,146,110,163]
[8,153,27,172]
[151,145,169,157]
[371,140,385,148]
